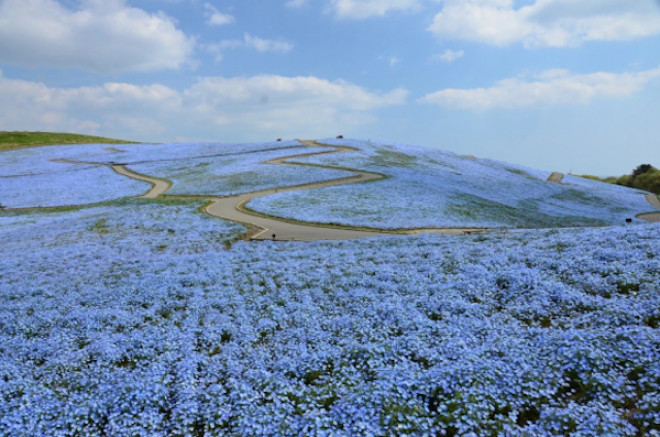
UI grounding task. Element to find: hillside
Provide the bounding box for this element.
[250,139,653,229]
[0,131,138,152]
[2,137,654,229]
[1,138,659,435]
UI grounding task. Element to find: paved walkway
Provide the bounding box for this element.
[10,142,658,238]
[107,140,487,240]
[637,194,660,222]
[112,165,171,198]
[547,172,564,183]
[645,194,660,209]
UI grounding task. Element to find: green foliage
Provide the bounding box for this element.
[632,164,653,179]
[370,146,418,167]
[635,171,660,194]
[616,174,634,187]
[622,164,660,194]
[0,131,138,152]
[579,164,660,194]
[92,218,110,235]
[578,174,605,182]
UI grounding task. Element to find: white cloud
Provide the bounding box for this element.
[243,34,294,53]
[328,0,421,19]
[204,3,235,26]
[419,66,660,110]
[207,33,294,61]
[0,71,408,140]
[286,0,309,8]
[428,0,660,48]
[0,0,194,73]
[432,49,465,63]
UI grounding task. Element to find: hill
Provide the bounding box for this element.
[249,139,653,229]
[1,138,659,435]
[0,131,138,152]
[1,137,655,229]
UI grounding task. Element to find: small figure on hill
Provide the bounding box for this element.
[336,135,343,139]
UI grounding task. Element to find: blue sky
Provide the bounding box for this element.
[1,0,659,175]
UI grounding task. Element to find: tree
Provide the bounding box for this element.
[583,163,660,194]
[635,171,660,194]
[616,174,633,188]
[632,164,653,179]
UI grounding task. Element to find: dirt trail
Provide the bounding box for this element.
[645,194,660,209]
[547,172,564,183]
[637,194,660,222]
[105,140,487,240]
[7,143,659,238]
[637,212,660,222]
[111,165,171,199]
[204,140,486,240]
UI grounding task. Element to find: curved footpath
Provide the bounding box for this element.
[108,140,486,241]
[646,193,660,209]
[547,172,564,183]
[6,142,660,238]
[111,165,171,199]
[637,194,660,222]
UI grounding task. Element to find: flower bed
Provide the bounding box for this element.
[1,201,658,435]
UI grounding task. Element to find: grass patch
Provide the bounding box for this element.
[92,218,110,235]
[549,189,607,208]
[370,146,418,168]
[447,194,606,228]
[505,167,537,180]
[0,196,206,217]
[0,131,139,152]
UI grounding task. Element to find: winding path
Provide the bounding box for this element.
[637,194,660,222]
[8,142,660,238]
[547,172,564,183]
[110,140,487,241]
[112,165,171,199]
[645,193,660,209]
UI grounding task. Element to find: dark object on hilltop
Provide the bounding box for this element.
[336,135,343,139]
[276,138,282,142]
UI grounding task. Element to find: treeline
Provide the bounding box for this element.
[581,164,660,194]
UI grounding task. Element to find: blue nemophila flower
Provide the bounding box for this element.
[2,142,660,435]
[249,139,651,229]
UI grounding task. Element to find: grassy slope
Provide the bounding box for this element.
[0,131,138,152]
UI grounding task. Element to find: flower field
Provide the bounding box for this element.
[250,139,652,229]
[0,140,342,207]
[1,139,659,436]
[1,203,659,435]
[129,145,348,197]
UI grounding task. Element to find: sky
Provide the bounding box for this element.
[1,0,660,175]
